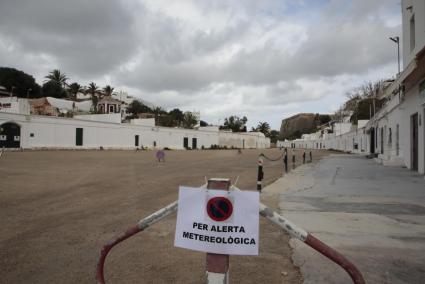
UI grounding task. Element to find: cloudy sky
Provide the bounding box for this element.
[0,0,401,129]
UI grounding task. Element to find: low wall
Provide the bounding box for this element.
[218,131,270,149]
[0,112,269,150]
[277,127,368,154]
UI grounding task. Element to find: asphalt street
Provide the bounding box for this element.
[265,154,425,284]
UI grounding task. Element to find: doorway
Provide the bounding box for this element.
[0,122,21,148]
[183,137,189,149]
[411,113,419,171]
[192,138,197,149]
[76,128,83,146]
[380,127,384,154]
[370,127,375,154]
[135,135,139,147]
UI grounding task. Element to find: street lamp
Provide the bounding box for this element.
[27,88,32,99]
[389,36,400,75]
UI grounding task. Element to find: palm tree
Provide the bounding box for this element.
[86,82,100,112]
[256,122,271,137]
[68,82,84,100]
[103,85,114,97]
[45,69,68,87]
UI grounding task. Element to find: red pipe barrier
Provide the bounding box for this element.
[305,234,366,284]
[96,225,141,284]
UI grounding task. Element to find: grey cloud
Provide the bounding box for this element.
[0,0,402,128]
[115,0,400,94]
[0,0,141,77]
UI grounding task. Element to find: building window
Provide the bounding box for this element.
[30,133,34,137]
[388,128,392,145]
[410,15,415,52]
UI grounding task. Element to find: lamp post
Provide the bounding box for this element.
[389,36,400,75]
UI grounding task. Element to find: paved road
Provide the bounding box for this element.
[265,154,425,284]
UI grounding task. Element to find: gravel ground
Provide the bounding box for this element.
[0,148,328,283]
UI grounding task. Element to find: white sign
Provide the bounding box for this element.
[174,186,259,255]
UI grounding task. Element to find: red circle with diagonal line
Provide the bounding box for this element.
[207,196,233,221]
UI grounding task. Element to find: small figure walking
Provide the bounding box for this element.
[283,148,288,173]
[303,150,306,164]
[309,151,312,163]
[156,149,165,162]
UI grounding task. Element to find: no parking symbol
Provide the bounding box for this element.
[174,187,259,255]
[206,196,233,222]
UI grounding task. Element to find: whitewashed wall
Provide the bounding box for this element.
[0,112,270,150]
[399,86,425,173]
[277,89,424,174]
[218,131,269,149]
[74,113,122,123]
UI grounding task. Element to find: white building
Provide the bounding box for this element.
[0,96,30,115]
[0,112,269,150]
[397,0,425,173]
[278,0,425,174]
[46,97,91,113]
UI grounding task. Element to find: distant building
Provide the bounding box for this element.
[0,96,30,115]
[97,96,121,114]
[0,86,10,96]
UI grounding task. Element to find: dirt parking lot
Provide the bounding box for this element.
[0,148,328,283]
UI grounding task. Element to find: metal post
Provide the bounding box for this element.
[206,178,231,284]
[397,39,400,74]
[257,157,263,191]
[303,151,306,164]
[309,151,312,162]
[284,149,288,173]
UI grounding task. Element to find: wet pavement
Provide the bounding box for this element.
[264,154,425,284]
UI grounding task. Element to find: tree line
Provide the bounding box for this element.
[0,67,114,104]
[339,80,388,125]
[0,66,279,138]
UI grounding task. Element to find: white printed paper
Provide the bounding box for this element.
[174,186,259,255]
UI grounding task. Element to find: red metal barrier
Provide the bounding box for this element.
[96,183,366,284]
[305,234,365,284]
[255,196,366,284]
[95,201,178,284]
[96,225,141,284]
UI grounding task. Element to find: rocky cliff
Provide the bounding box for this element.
[279,113,331,140]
